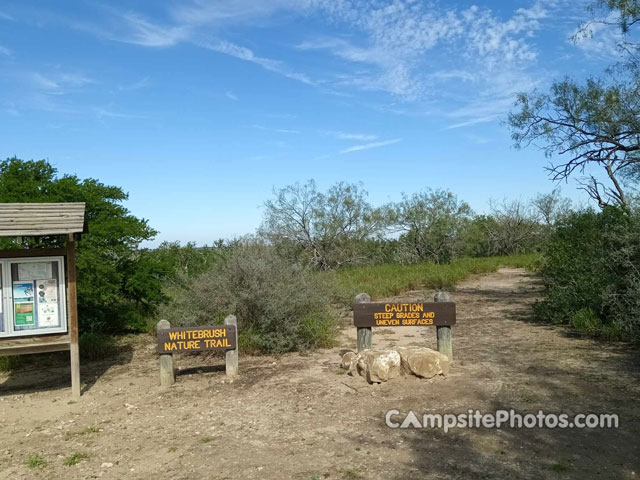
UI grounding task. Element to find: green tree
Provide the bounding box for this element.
[0,157,160,332]
[509,1,640,208]
[389,189,473,263]
[260,180,385,269]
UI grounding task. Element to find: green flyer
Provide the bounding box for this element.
[14,302,35,325]
[13,281,35,326]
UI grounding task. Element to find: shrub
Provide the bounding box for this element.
[161,242,338,354]
[535,207,640,340]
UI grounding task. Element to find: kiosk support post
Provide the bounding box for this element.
[66,234,81,399]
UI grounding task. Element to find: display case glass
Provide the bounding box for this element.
[0,257,67,337]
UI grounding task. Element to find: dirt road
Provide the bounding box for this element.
[0,268,638,479]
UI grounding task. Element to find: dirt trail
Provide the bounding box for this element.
[0,268,638,480]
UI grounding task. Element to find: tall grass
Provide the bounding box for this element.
[327,254,539,306]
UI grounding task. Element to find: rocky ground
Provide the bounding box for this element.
[0,268,638,480]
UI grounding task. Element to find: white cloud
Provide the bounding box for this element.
[322,130,377,141]
[251,124,300,134]
[0,45,11,56]
[53,0,559,125]
[93,108,149,120]
[571,11,627,57]
[262,113,297,119]
[340,138,401,154]
[117,13,189,47]
[118,77,151,91]
[293,0,548,102]
[30,72,96,93]
[196,38,315,85]
[225,91,239,101]
[0,11,14,21]
[172,0,313,26]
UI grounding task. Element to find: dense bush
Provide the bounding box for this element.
[535,207,640,340]
[160,242,338,353]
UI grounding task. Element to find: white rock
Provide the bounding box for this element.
[396,346,450,378]
[355,349,401,384]
[341,351,358,371]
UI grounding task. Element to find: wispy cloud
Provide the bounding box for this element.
[118,77,151,91]
[225,91,239,101]
[444,71,540,129]
[262,113,297,119]
[571,11,627,58]
[171,0,312,26]
[0,44,11,56]
[0,11,14,21]
[196,38,315,85]
[93,107,149,120]
[72,6,316,86]
[115,13,189,47]
[48,0,564,127]
[340,138,401,154]
[295,1,547,100]
[30,71,97,94]
[322,130,377,141]
[251,124,300,134]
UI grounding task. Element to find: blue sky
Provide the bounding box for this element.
[0,0,627,245]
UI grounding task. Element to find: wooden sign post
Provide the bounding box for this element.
[353,292,456,361]
[156,315,238,386]
[355,293,372,352]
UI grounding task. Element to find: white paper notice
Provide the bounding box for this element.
[36,279,58,303]
[18,263,52,281]
[37,303,59,327]
[36,279,59,327]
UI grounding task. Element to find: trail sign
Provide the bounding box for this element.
[353,302,456,328]
[157,325,236,354]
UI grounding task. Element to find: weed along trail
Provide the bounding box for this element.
[0,268,638,479]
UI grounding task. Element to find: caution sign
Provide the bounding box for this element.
[353,302,456,327]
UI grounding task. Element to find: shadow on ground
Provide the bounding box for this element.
[0,345,134,397]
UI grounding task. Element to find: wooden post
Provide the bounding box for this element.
[157,319,175,387]
[66,234,81,400]
[355,293,372,352]
[435,291,453,362]
[224,315,238,377]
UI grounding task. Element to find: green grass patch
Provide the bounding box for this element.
[327,254,540,305]
[63,452,89,466]
[27,454,46,469]
[0,356,21,373]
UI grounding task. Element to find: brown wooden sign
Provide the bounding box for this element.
[157,325,236,354]
[353,302,456,328]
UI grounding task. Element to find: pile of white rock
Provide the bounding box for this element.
[341,347,450,384]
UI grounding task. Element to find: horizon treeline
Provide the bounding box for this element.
[3,157,639,353]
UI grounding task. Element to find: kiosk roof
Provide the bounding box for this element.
[0,203,87,237]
